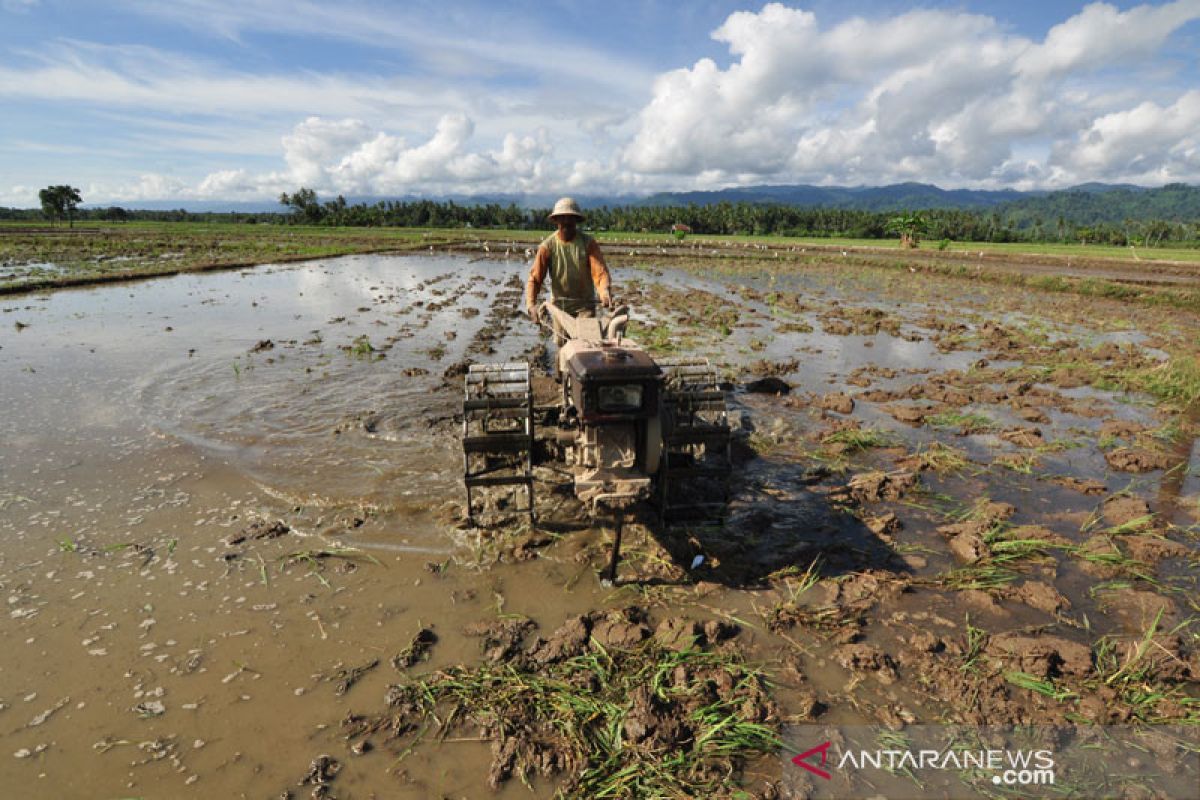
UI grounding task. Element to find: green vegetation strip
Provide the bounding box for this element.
[372,641,778,797]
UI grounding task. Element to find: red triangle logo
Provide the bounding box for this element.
[792,741,832,780]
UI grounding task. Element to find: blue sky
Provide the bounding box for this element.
[1,0,1198,205]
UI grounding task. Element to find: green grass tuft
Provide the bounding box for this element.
[366,641,779,797]
[821,426,895,451]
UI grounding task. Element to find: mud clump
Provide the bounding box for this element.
[833,643,898,684]
[510,529,556,560]
[922,383,971,406]
[947,530,989,564]
[654,616,701,651]
[392,628,438,670]
[882,402,936,425]
[327,659,379,696]
[1075,535,1127,579]
[863,511,900,537]
[348,610,779,797]
[1004,581,1071,615]
[441,360,469,383]
[297,754,341,796]
[818,392,855,415]
[529,615,592,664]
[1102,494,1153,528]
[821,319,854,336]
[1015,406,1049,423]
[590,606,653,649]
[223,518,291,547]
[464,617,538,663]
[985,633,1093,679]
[1051,476,1107,495]
[748,358,799,377]
[1104,447,1174,473]
[998,426,1044,448]
[840,470,917,504]
[1097,588,1178,632]
[1100,420,1147,439]
[1122,535,1189,563]
[936,501,1016,563]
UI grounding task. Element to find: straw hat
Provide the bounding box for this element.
[548,197,585,222]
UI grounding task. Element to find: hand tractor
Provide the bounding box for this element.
[460,300,732,583]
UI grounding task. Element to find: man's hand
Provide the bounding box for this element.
[600,292,614,309]
[527,303,541,323]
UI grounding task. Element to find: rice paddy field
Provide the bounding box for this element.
[0,223,1197,798]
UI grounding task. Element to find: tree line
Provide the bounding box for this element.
[3,184,1198,248]
[269,189,1200,246]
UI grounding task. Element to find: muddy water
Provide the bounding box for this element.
[0,255,596,798]
[1,253,1197,798]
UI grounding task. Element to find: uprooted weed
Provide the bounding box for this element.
[344,636,779,798]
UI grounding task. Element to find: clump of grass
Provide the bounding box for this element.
[986,537,1059,562]
[766,602,864,635]
[927,410,995,434]
[1105,515,1157,535]
[1122,354,1200,408]
[1068,544,1157,584]
[960,616,987,672]
[626,321,680,354]
[910,441,970,472]
[1097,607,1165,688]
[1085,610,1200,723]
[356,642,778,797]
[994,452,1039,474]
[821,426,895,452]
[766,555,823,592]
[928,564,1019,592]
[348,334,375,358]
[1004,671,1078,702]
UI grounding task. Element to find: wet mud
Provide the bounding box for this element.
[1,249,1197,798]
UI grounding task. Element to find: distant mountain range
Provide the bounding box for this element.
[639,181,1035,210]
[87,182,1199,224]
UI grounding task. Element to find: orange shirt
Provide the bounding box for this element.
[525,231,611,309]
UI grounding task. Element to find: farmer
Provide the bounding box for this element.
[524,197,613,339]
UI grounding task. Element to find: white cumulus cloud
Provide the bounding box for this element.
[1055,90,1200,181]
[623,1,1200,189]
[190,114,558,199]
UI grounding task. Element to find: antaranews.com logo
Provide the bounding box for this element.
[781,725,1198,800]
[791,738,1054,786]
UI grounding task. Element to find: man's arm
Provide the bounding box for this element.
[587,239,612,307]
[525,245,550,318]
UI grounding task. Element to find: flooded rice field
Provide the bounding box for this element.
[1,251,1197,798]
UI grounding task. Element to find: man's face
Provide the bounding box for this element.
[555,217,578,237]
